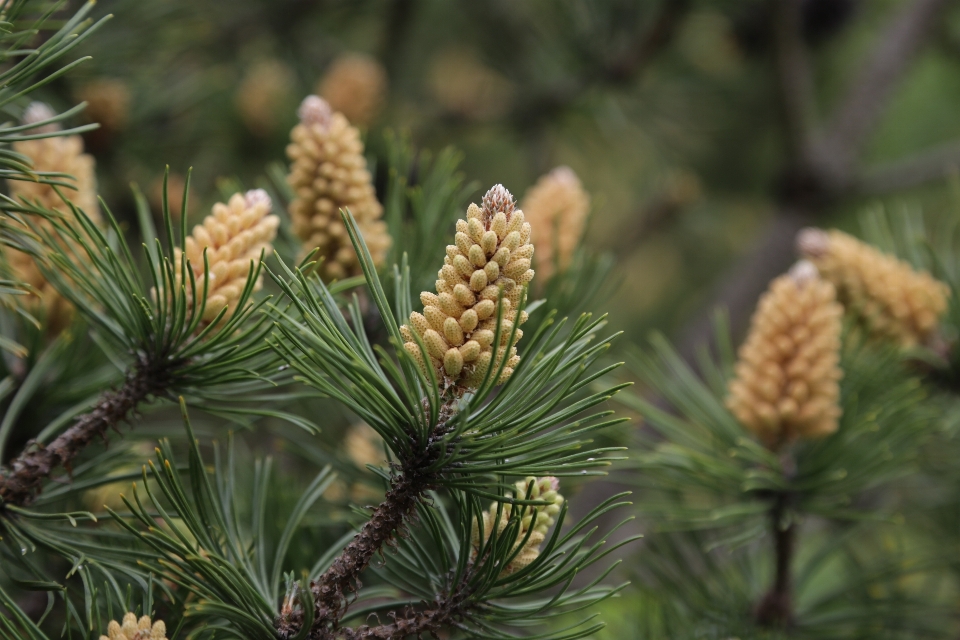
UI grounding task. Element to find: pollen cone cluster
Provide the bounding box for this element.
[520,166,589,282]
[798,228,950,348]
[317,53,387,127]
[726,261,844,449]
[472,476,564,576]
[4,102,100,330]
[286,95,390,281]
[175,189,279,325]
[401,185,534,390]
[99,612,166,640]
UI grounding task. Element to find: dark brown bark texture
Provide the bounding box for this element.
[308,464,436,638]
[277,407,459,640]
[0,360,167,508]
[340,577,474,640]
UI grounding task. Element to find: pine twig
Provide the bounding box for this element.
[0,358,171,508]
[756,490,796,627]
[339,575,474,640]
[279,403,459,639]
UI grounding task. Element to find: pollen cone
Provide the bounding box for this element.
[726,261,844,449]
[471,476,564,576]
[175,189,279,326]
[520,166,589,283]
[317,53,387,127]
[401,185,534,390]
[286,95,390,281]
[4,102,100,331]
[99,612,166,640]
[797,227,949,348]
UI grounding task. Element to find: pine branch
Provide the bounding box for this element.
[340,576,474,640]
[755,491,796,627]
[0,361,170,508]
[280,405,457,638]
[0,356,172,507]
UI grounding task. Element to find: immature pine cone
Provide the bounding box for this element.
[99,612,166,640]
[797,228,950,348]
[472,476,564,576]
[317,53,387,127]
[726,261,844,449]
[520,166,589,282]
[286,95,390,280]
[5,102,100,330]
[401,185,534,389]
[175,189,279,324]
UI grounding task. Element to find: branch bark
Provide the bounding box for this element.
[278,410,456,639]
[338,577,474,639]
[755,491,796,627]
[0,359,168,508]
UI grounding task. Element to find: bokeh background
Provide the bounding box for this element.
[22,0,960,635]
[51,0,960,352]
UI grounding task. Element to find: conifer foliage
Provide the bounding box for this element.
[0,3,631,639]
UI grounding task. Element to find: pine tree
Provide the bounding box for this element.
[0,4,631,638]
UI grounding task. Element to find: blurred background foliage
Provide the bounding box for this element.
[11,0,960,637]
[47,0,960,347]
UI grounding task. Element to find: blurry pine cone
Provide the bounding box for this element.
[344,422,384,469]
[317,53,387,127]
[401,185,534,390]
[286,95,390,280]
[472,476,563,576]
[236,59,295,137]
[726,261,844,449]
[76,78,131,134]
[428,48,514,121]
[520,166,589,283]
[175,189,279,325]
[10,102,100,219]
[797,228,950,348]
[4,102,100,331]
[99,612,166,640]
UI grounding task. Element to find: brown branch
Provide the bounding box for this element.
[755,491,796,627]
[0,358,169,508]
[856,140,960,195]
[278,407,458,639]
[819,0,949,185]
[338,576,474,639]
